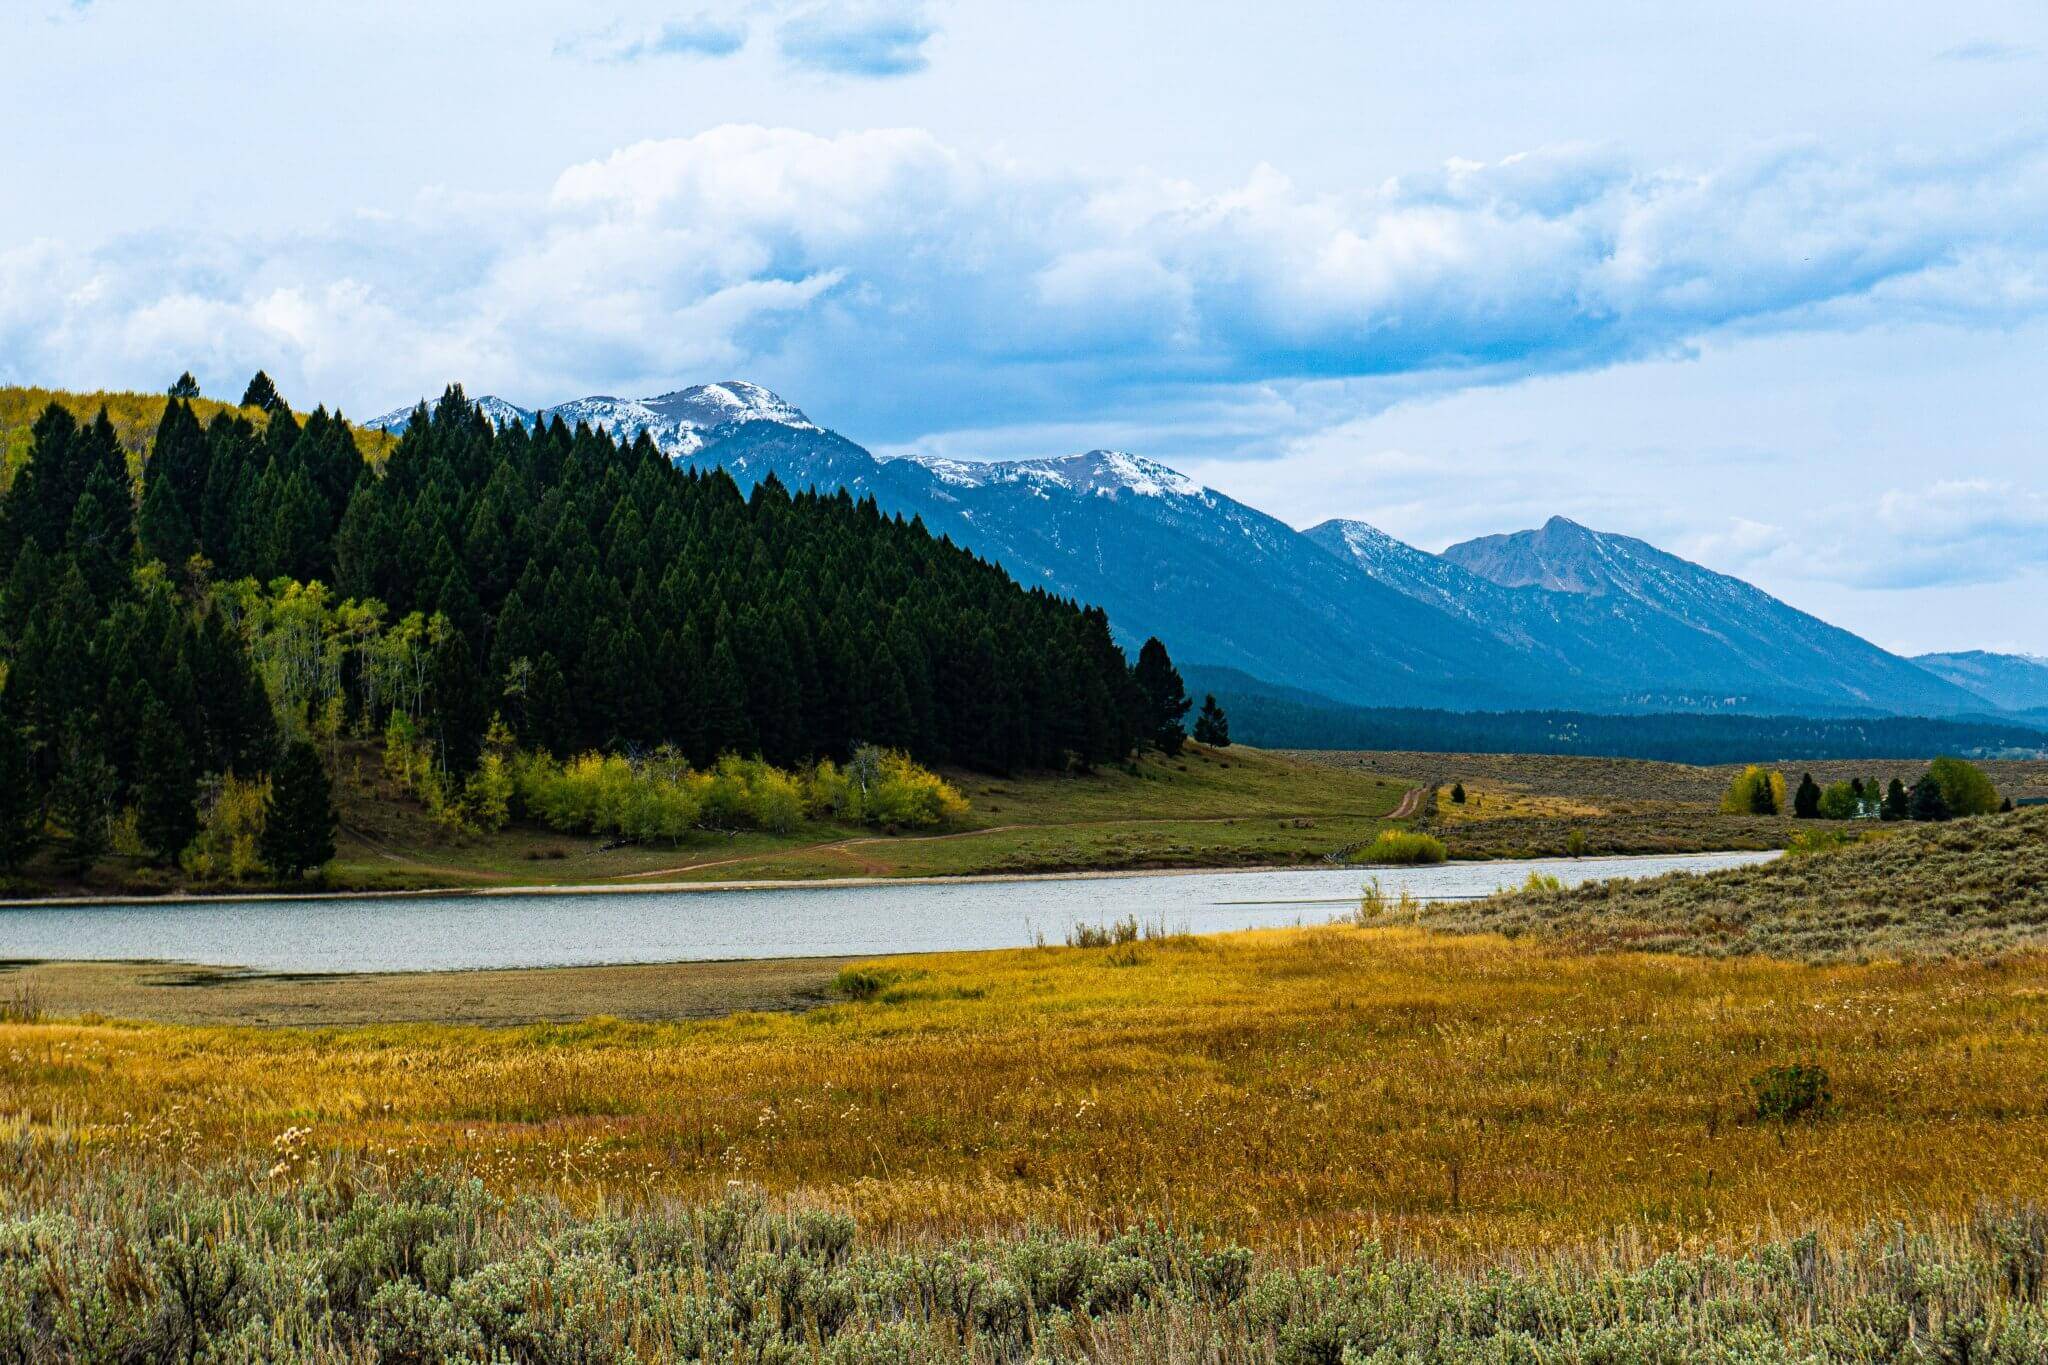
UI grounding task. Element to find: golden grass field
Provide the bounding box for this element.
[8,916,2048,1259]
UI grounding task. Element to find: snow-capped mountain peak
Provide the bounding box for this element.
[897,449,1206,501]
[363,381,814,454]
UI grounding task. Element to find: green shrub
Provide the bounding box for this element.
[1359,831,1447,865]
[1927,756,2002,818]
[1751,1062,1834,1123]
[831,966,902,1002]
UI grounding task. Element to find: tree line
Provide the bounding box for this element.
[1726,757,2009,821]
[0,375,1204,878]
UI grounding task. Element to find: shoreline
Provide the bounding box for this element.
[0,848,1773,912]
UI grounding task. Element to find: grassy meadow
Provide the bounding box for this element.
[9,916,2048,1254]
[308,742,1412,892]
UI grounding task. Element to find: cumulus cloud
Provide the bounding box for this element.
[774,1,934,76]
[5,125,2048,442]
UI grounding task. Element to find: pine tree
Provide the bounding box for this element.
[241,370,288,415]
[1909,774,1950,823]
[137,469,196,568]
[169,371,202,399]
[1450,782,1466,805]
[1793,772,1821,819]
[0,698,41,871]
[48,720,115,874]
[1131,637,1191,756]
[1882,777,1909,822]
[134,699,198,863]
[260,739,337,878]
[1192,694,1231,747]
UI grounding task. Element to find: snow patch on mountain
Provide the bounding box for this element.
[365,381,815,453]
[895,449,1206,501]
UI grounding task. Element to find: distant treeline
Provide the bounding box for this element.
[1217,691,2048,764]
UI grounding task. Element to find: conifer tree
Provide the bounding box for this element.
[168,371,201,399]
[259,739,337,878]
[1450,781,1466,805]
[134,698,198,863]
[1882,777,1909,822]
[1192,694,1231,747]
[137,469,196,568]
[1909,774,1951,823]
[1793,772,1821,819]
[1131,637,1191,756]
[0,699,41,871]
[241,370,288,415]
[48,720,115,873]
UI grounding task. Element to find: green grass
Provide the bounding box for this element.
[330,743,1410,887]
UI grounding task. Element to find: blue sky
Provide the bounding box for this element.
[6,0,2047,653]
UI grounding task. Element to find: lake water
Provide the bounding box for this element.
[0,852,1777,974]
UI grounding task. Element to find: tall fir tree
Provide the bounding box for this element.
[259,739,338,878]
[1130,637,1191,756]
[134,698,199,864]
[1191,694,1230,747]
[0,695,40,871]
[1909,774,1951,823]
[1883,777,1910,822]
[1793,772,1821,819]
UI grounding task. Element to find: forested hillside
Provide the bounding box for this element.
[0,378,1181,881]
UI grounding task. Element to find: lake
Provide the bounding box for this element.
[0,851,1777,974]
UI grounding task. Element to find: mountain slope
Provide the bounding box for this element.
[693,432,1557,709]
[1913,651,2048,712]
[1429,516,1977,715]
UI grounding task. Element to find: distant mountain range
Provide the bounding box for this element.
[1912,651,2048,714]
[368,384,2019,720]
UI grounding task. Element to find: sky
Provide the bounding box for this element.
[5,0,2047,654]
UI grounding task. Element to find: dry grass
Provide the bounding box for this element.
[8,922,2048,1256]
[1415,807,2048,962]
[0,957,848,1027]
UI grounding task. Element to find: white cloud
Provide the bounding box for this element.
[5,126,2048,446]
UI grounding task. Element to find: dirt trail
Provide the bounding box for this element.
[1387,785,1426,821]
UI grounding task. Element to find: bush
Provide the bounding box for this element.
[1927,756,2001,818]
[1751,1062,1833,1123]
[831,966,902,1002]
[1359,831,1447,865]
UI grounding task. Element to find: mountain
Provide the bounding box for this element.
[1913,651,2048,712]
[1308,514,1982,716]
[696,436,1558,710]
[373,379,1997,718]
